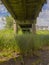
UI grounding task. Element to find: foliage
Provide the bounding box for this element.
[0,30,49,58]
[5,16,14,29]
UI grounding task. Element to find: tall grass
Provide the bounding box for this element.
[0,30,49,57]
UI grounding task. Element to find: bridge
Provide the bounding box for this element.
[1,0,46,33]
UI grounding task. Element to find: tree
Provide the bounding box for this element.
[6,16,14,29]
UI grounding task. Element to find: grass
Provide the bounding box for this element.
[32,59,41,65]
[0,30,49,61]
[37,30,49,35]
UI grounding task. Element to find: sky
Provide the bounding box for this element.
[37,0,49,26]
[0,0,49,29]
[0,17,6,29]
[0,4,10,29]
[0,5,10,17]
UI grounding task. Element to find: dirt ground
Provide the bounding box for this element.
[0,47,49,65]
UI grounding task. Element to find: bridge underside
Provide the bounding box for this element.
[1,0,46,32]
[2,0,46,22]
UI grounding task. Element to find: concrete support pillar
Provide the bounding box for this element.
[13,20,18,33]
[32,23,36,34]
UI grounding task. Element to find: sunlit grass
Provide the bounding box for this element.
[0,29,49,61]
[37,30,49,35]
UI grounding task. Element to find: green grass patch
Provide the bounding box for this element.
[37,30,49,35]
[0,30,49,60]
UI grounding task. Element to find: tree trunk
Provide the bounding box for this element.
[32,23,36,34]
[13,20,18,33]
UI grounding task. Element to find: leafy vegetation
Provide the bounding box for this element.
[0,30,49,60]
[5,16,14,29]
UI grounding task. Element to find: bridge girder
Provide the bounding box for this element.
[1,0,46,24]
